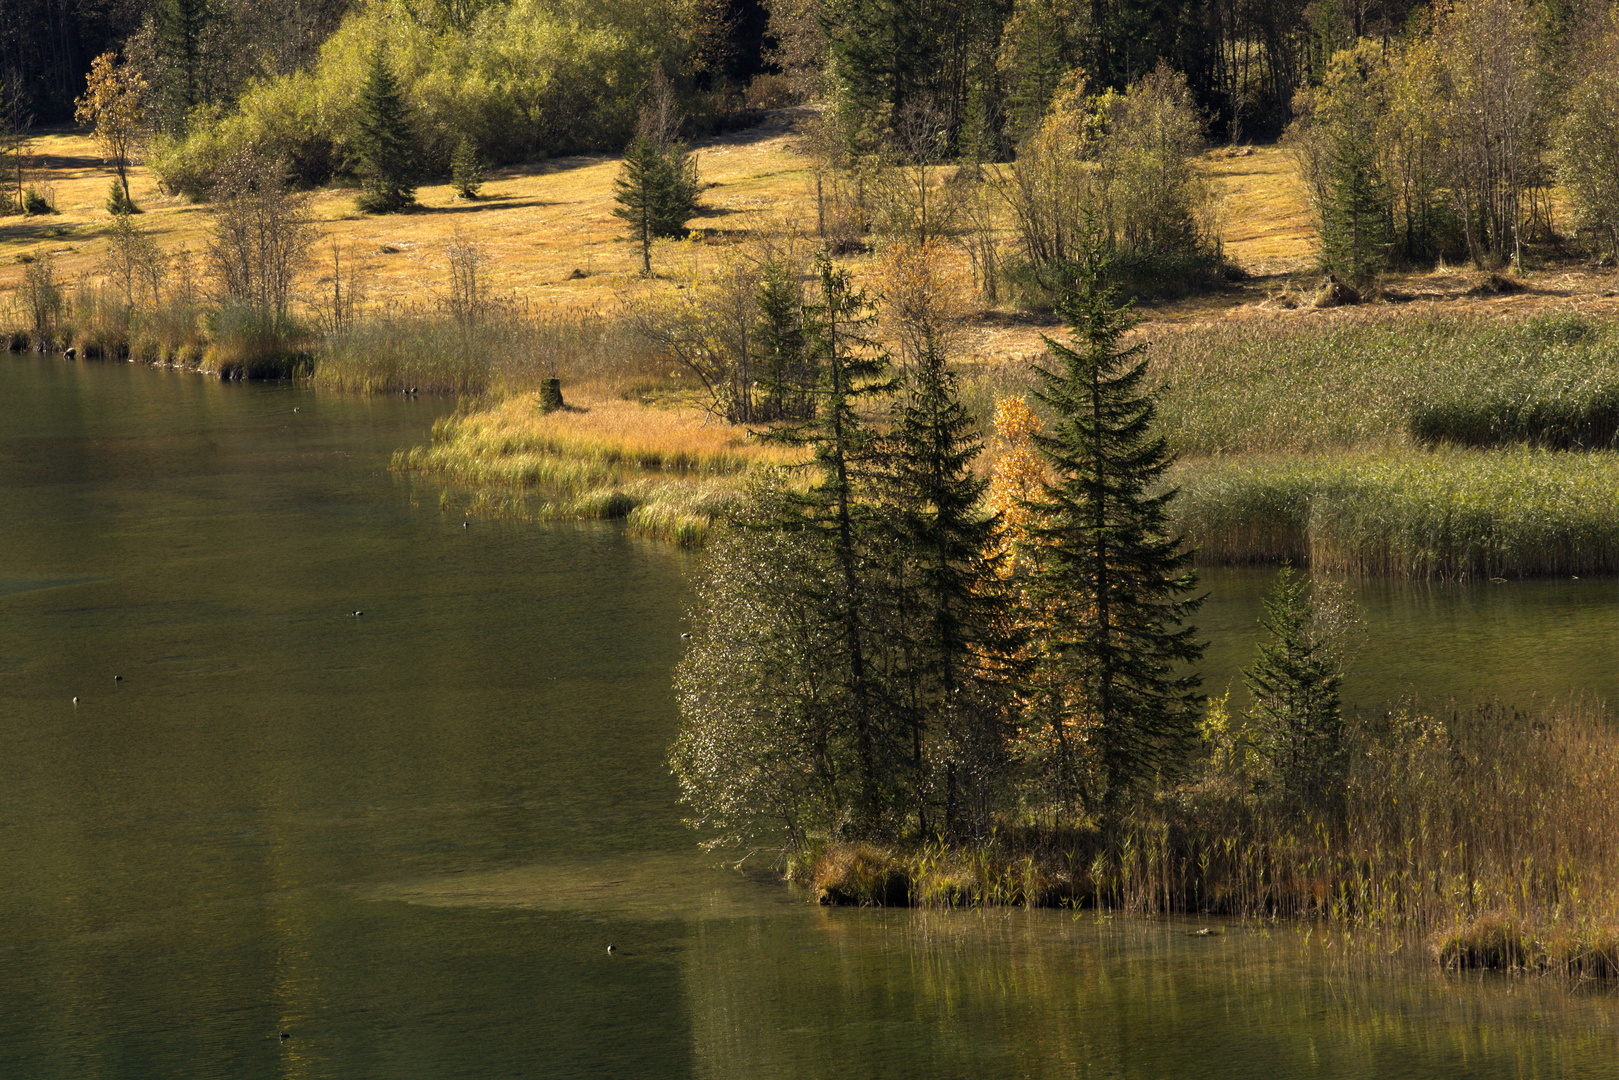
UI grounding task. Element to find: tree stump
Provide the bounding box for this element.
[540,378,564,412]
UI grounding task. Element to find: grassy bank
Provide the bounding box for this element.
[394,392,802,544]
[799,697,1619,979]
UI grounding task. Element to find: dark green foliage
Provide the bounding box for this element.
[822,0,1005,152]
[154,0,209,132]
[1242,567,1351,811]
[353,49,418,214]
[450,136,483,199]
[753,261,815,421]
[765,256,896,830]
[1320,128,1393,286]
[612,135,699,274]
[1025,271,1204,814]
[880,340,1018,837]
[106,177,139,215]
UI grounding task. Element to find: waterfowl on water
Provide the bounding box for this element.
[352,610,363,617]
[72,696,78,705]
[606,944,616,954]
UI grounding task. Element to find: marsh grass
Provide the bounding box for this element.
[805,698,1619,979]
[1171,448,1619,577]
[312,306,660,396]
[396,392,803,543]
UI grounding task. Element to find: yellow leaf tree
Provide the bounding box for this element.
[75,52,147,212]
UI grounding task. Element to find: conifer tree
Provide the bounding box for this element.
[763,254,894,830]
[1243,566,1356,811]
[613,135,698,275]
[1320,126,1394,286]
[354,48,417,214]
[754,260,813,420]
[1024,267,1204,816]
[450,135,483,199]
[883,335,1016,834]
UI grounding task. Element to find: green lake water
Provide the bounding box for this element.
[2,354,1616,1078]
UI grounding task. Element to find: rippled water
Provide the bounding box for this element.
[1,355,1615,1078]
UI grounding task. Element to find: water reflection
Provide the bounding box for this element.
[1,355,1616,1079]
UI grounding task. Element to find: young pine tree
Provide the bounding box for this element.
[450,136,483,199]
[354,49,418,214]
[1243,566,1357,812]
[612,136,698,275]
[1025,270,1204,817]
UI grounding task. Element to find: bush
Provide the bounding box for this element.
[106,177,140,215]
[22,183,54,214]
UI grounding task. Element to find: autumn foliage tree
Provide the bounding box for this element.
[75,52,146,212]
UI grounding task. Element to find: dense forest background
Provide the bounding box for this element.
[12,0,1603,146]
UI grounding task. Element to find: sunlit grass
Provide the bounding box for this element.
[396,391,805,544]
[1171,447,1619,578]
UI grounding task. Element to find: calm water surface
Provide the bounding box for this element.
[2,355,1616,1079]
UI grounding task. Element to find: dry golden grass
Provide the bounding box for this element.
[5,119,1617,354]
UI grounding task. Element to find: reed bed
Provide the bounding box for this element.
[1153,311,1619,457]
[963,310,1619,456]
[312,306,661,397]
[805,698,1619,979]
[1170,448,1619,578]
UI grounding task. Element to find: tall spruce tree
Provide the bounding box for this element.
[883,336,1016,835]
[354,48,417,214]
[1025,269,1203,817]
[763,254,895,831]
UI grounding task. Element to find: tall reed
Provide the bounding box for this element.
[807,697,1619,977]
[1171,448,1619,577]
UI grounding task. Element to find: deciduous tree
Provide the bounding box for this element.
[74,52,146,211]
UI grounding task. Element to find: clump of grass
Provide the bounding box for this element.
[1171,448,1619,577]
[203,304,312,379]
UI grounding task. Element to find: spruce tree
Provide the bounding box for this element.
[612,135,698,275]
[450,135,483,199]
[762,254,895,831]
[1320,129,1393,286]
[754,260,813,420]
[883,336,1016,835]
[354,48,417,214]
[1243,566,1353,811]
[1025,270,1204,816]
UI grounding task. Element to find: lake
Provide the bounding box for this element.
[1,354,1615,1078]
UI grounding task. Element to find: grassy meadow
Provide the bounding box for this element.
[5,118,1619,560]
